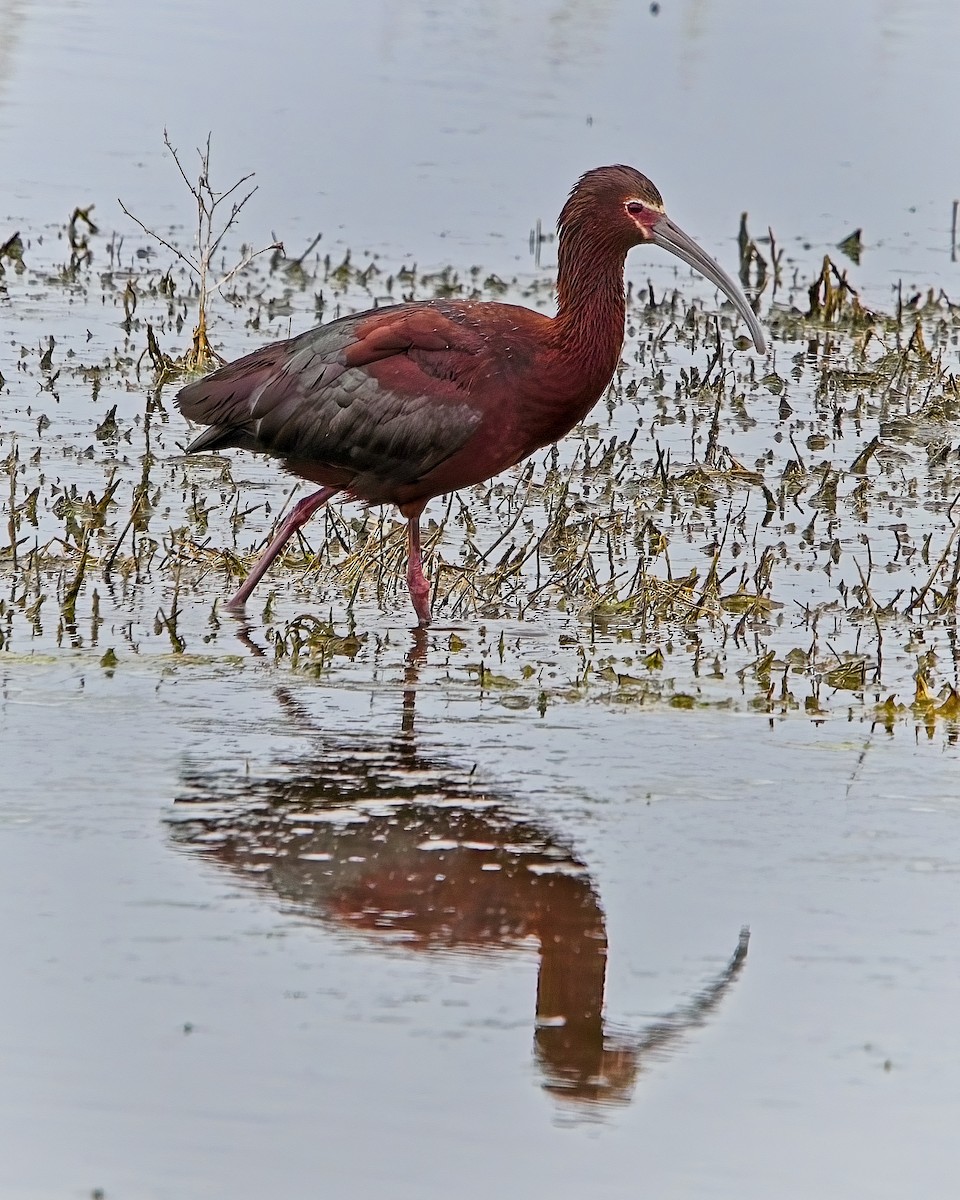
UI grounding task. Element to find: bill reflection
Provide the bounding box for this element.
[169,633,748,1111]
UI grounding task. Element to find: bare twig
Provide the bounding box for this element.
[119,130,284,373]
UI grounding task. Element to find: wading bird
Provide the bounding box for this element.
[177,165,764,625]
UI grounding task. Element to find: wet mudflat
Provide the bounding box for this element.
[4,1,960,1197]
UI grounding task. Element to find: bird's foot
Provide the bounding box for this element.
[410,589,432,627]
[406,568,432,626]
[405,512,432,626]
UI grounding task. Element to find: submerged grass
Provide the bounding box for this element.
[3,201,960,736]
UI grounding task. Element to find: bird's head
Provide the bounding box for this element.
[559,164,765,353]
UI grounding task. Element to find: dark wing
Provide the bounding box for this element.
[176,302,488,499]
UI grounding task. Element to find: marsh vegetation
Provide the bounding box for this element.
[4,176,960,740]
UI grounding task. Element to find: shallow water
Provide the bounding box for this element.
[4,651,960,1198]
[4,0,960,298]
[3,1,960,1197]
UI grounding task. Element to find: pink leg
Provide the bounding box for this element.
[406,515,432,626]
[226,486,339,610]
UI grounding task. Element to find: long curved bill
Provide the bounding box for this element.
[651,214,766,354]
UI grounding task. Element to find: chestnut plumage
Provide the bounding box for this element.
[177,164,764,624]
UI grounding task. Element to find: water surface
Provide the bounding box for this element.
[3,2,960,1197]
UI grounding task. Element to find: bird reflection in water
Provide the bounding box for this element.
[169,628,749,1111]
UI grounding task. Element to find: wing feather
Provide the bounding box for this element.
[176,302,487,497]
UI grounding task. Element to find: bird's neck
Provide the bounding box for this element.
[550,227,627,380]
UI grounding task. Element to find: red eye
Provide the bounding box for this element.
[626,201,644,215]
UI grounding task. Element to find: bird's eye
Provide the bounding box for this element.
[626,201,644,216]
